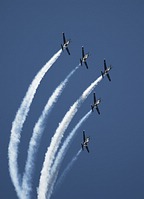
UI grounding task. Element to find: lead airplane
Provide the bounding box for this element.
[61,32,70,55]
[80,46,89,69]
[101,59,112,81]
[91,92,101,115]
[81,130,90,153]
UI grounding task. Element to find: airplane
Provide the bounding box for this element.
[81,130,90,153]
[61,32,70,55]
[91,92,101,115]
[101,59,112,81]
[80,46,89,69]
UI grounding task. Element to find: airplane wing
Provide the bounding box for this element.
[66,47,70,55]
[96,106,100,115]
[86,146,90,153]
[93,92,96,104]
[104,59,107,70]
[83,130,86,142]
[107,73,111,81]
[63,32,66,44]
[82,46,85,58]
[84,61,88,69]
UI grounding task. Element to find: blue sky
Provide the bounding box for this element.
[0,1,144,199]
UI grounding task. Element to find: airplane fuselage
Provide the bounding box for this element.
[82,54,89,62]
[101,66,111,79]
[104,66,111,75]
[63,41,70,48]
[95,99,101,105]
[106,67,111,73]
[92,98,101,108]
[92,104,99,110]
[83,137,90,146]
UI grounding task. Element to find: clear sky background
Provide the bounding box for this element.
[0,0,144,199]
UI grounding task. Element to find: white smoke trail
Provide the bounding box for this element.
[8,49,62,199]
[21,65,79,199]
[55,149,82,192]
[47,111,91,198]
[37,75,102,199]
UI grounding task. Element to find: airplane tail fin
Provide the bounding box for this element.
[61,44,64,51]
[80,59,82,65]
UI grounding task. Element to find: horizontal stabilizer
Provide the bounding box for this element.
[91,105,94,112]
[61,44,64,51]
[101,71,104,77]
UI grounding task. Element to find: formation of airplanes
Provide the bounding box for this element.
[61,33,112,153]
[61,32,112,79]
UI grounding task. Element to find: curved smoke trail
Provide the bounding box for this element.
[47,111,91,198]
[55,149,82,192]
[8,49,62,198]
[21,65,79,199]
[38,75,102,199]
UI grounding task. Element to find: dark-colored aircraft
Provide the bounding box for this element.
[81,130,90,153]
[101,59,112,81]
[61,32,70,55]
[91,92,101,114]
[80,46,89,69]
